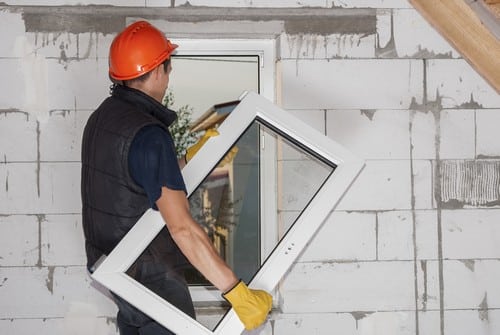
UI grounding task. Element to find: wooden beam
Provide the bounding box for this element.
[409,0,500,93]
[483,0,500,18]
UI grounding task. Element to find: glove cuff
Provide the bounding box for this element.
[222,279,244,301]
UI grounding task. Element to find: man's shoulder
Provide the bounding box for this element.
[135,124,170,142]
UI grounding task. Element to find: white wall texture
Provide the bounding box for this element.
[1,1,499,334]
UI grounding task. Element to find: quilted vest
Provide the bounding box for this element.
[81,84,188,272]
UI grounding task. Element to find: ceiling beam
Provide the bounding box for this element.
[409,0,500,93]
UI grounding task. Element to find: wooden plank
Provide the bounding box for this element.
[484,2,500,17]
[409,0,500,93]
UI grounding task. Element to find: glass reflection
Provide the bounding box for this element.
[182,120,335,330]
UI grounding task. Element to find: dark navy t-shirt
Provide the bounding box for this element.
[128,125,186,210]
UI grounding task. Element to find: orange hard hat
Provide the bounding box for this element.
[109,21,178,81]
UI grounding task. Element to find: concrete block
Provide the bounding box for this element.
[326,109,410,160]
[417,260,440,311]
[0,59,26,110]
[281,59,423,110]
[272,313,357,335]
[0,267,58,318]
[25,31,113,61]
[0,266,116,318]
[273,311,421,335]
[0,163,39,214]
[53,267,118,315]
[279,33,375,59]
[329,0,413,8]
[0,111,37,162]
[476,109,500,158]
[337,160,412,211]
[426,59,500,109]
[0,10,26,58]
[444,309,500,335]
[286,109,325,134]
[169,0,327,7]
[444,260,500,309]
[410,111,436,160]
[439,109,475,159]
[39,163,81,214]
[39,110,91,162]
[417,311,441,335]
[46,58,110,111]
[298,211,377,262]
[376,9,459,58]
[0,316,117,335]
[442,209,500,259]
[0,162,80,214]
[356,311,416,335]
[377,211,413,260]
[415,210,438,260]
[41,215,86,266]
[412,160,434,210]
[0,215,39,266]
[281,261,415,312]
[3,0,143,4]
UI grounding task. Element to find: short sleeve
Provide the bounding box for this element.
[128,125,186,210]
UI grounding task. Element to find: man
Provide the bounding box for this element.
[81,20,272,334]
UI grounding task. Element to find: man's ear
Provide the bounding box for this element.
[152,65,161,79]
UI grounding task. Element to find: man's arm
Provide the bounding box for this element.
[156,185,238,292]
[156,185,273,330]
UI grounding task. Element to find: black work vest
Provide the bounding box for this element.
[81,85,188,272]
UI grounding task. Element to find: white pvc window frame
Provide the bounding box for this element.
[170,39,278,303]
[92,91,364,335]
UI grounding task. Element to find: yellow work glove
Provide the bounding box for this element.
[222,280,272,330]
[218,146,239,167]
[185,128,219,162]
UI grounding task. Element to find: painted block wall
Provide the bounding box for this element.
[1,1,499,334]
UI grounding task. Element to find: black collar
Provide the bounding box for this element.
[111,84,177,127]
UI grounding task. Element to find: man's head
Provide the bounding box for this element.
[109,21,177,101]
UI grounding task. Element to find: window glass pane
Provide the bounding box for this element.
[169,56,259,120]
[186,122,260,286]
[181,119,335,330]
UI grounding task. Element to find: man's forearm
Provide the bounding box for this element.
[157,186,238,292]
[170,217,238,292]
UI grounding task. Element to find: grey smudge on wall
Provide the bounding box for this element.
[479,293,488,321]
[411,45,453,59]
[376,11,397,58]
[440,160,500,207]
[285,15,376,35]
[360,109,376,121]
[350,311,373,329]
[459,259,475,272]
[456,93,484,109]
[420,260,428,310]
[46,266,55,294]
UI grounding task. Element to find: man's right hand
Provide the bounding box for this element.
[222,280,272,330]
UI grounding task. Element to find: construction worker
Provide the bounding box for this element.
[81,21,272,334]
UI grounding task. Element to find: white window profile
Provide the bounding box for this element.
[91,91,364,335]
[167,39,278,304]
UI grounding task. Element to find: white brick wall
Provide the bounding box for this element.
[1,2,500,335]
